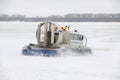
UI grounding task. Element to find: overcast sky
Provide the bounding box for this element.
[0,0,120,17]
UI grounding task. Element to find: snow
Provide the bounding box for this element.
[0,22,120,80]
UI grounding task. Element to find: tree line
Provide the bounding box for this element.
[0,14,120,22]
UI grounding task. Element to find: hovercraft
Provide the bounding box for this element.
[22,22,92,56]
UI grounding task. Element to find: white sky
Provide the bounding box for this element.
[0,0,120,17]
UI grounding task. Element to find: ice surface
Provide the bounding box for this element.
[0,22,120,80]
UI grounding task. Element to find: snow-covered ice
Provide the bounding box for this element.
[0,22,120,80]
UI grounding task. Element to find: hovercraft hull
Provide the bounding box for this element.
[22,45,92,57]
[22,46,59,56]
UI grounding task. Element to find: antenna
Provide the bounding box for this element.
[67,25,70,30]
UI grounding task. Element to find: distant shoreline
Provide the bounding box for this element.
[0,21,120,23]
[0,14,120,22]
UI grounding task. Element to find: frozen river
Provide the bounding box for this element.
[0,22,120,80]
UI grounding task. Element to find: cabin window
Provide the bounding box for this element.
[70,33,83,41]
[54,32,59,43]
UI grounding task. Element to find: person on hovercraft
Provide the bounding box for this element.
[61,26,67,31]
